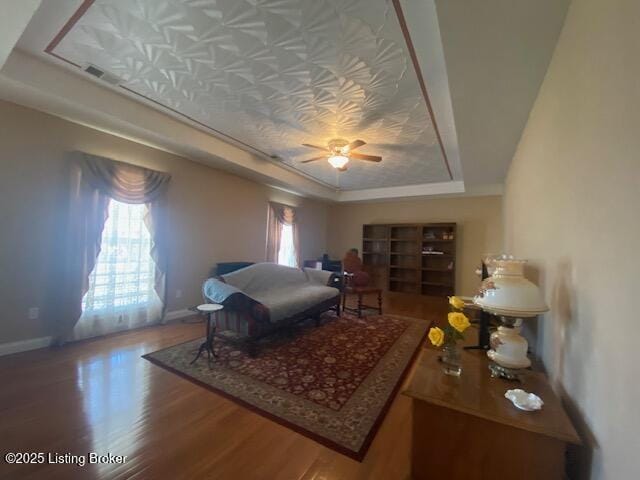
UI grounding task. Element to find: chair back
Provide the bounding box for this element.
[342,249,363,274]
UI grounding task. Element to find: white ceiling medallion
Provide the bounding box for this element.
[47,0,452,191]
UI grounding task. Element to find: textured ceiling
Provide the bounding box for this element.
[48,0,450,190]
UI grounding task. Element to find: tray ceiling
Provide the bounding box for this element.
[44,0,453,190]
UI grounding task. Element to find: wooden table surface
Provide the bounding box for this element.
[402,347,581,445]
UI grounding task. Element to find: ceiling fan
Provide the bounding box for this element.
[300,138,382,171]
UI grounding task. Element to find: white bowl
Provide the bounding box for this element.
[505,389,544,411]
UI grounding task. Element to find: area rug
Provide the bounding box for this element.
[143,312,427,460]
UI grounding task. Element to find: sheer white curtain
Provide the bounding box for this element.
[73,199,162,340]
[277,223,297,267]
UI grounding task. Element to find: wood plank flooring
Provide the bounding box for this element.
[0,292,446,480]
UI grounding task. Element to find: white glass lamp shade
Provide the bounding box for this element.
[474,257,548,317]
[328,155,349,169]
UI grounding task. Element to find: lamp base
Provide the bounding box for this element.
[488,362,525,382]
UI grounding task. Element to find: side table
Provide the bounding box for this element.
[403,348,580,480]
[190,303,223,367]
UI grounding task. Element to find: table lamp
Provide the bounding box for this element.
[473,255,548,380]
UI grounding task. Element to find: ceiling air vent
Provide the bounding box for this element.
[83,64,122,86]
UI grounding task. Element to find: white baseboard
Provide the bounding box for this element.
[163,309,195,322]
[0,336,52,357]
[0,310,195,356]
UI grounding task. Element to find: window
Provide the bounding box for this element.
[266,202,299,268]
[82,200,157,314]
[277,223,297,267]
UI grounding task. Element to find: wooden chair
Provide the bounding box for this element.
[341,272,383,318]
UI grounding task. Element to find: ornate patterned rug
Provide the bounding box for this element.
[143,312,427,460]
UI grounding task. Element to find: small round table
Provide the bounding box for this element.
[190,303,223,366]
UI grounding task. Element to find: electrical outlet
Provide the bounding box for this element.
[28,307,39,320]
[175,289,183,299]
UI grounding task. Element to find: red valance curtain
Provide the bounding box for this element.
[265,202,301,267]
[57,151,171,344]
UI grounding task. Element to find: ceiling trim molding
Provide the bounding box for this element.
[123,82,337,189]
[119,85,272,159]
[0,50,338,201]
[337,181,465,202]
[463,183,504,197]
[41,0,344,189]
[337,182,503,203]
[401,0,463,182]
[43,0,279,159]
[44,0,93,60]
[41,0,456,189]
[392,0,453,181]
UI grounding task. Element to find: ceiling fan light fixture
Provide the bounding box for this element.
[328,155,349,169]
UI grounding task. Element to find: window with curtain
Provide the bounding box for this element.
[58,152,170,345]
[266,202,300,268]
[75,199,161,340]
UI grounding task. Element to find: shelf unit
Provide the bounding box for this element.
[362,223,456,297]
[361,225,390,290]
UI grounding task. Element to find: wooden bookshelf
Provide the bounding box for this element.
[362,223,456,297]
[361,225,389,290]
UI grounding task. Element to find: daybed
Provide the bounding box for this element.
[202,262,341,356]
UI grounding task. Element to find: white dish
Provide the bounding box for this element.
[505,389,544,411]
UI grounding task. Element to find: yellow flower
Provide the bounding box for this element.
[428,327,445,347]
[448,312,470,333]
[449,296,466,310]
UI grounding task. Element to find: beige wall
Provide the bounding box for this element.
[326,195,503,296]
[0,101,328,344]
[503,0,640,477]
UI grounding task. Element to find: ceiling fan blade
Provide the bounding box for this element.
[348,139,366,151]
[300,156,326,163]
[351,152,382,162]
[302,143,329,151]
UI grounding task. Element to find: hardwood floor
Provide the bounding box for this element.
[0,292,446,480]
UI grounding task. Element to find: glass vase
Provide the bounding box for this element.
[440,343,463,377]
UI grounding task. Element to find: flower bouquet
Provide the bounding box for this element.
[428,296,470,376]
